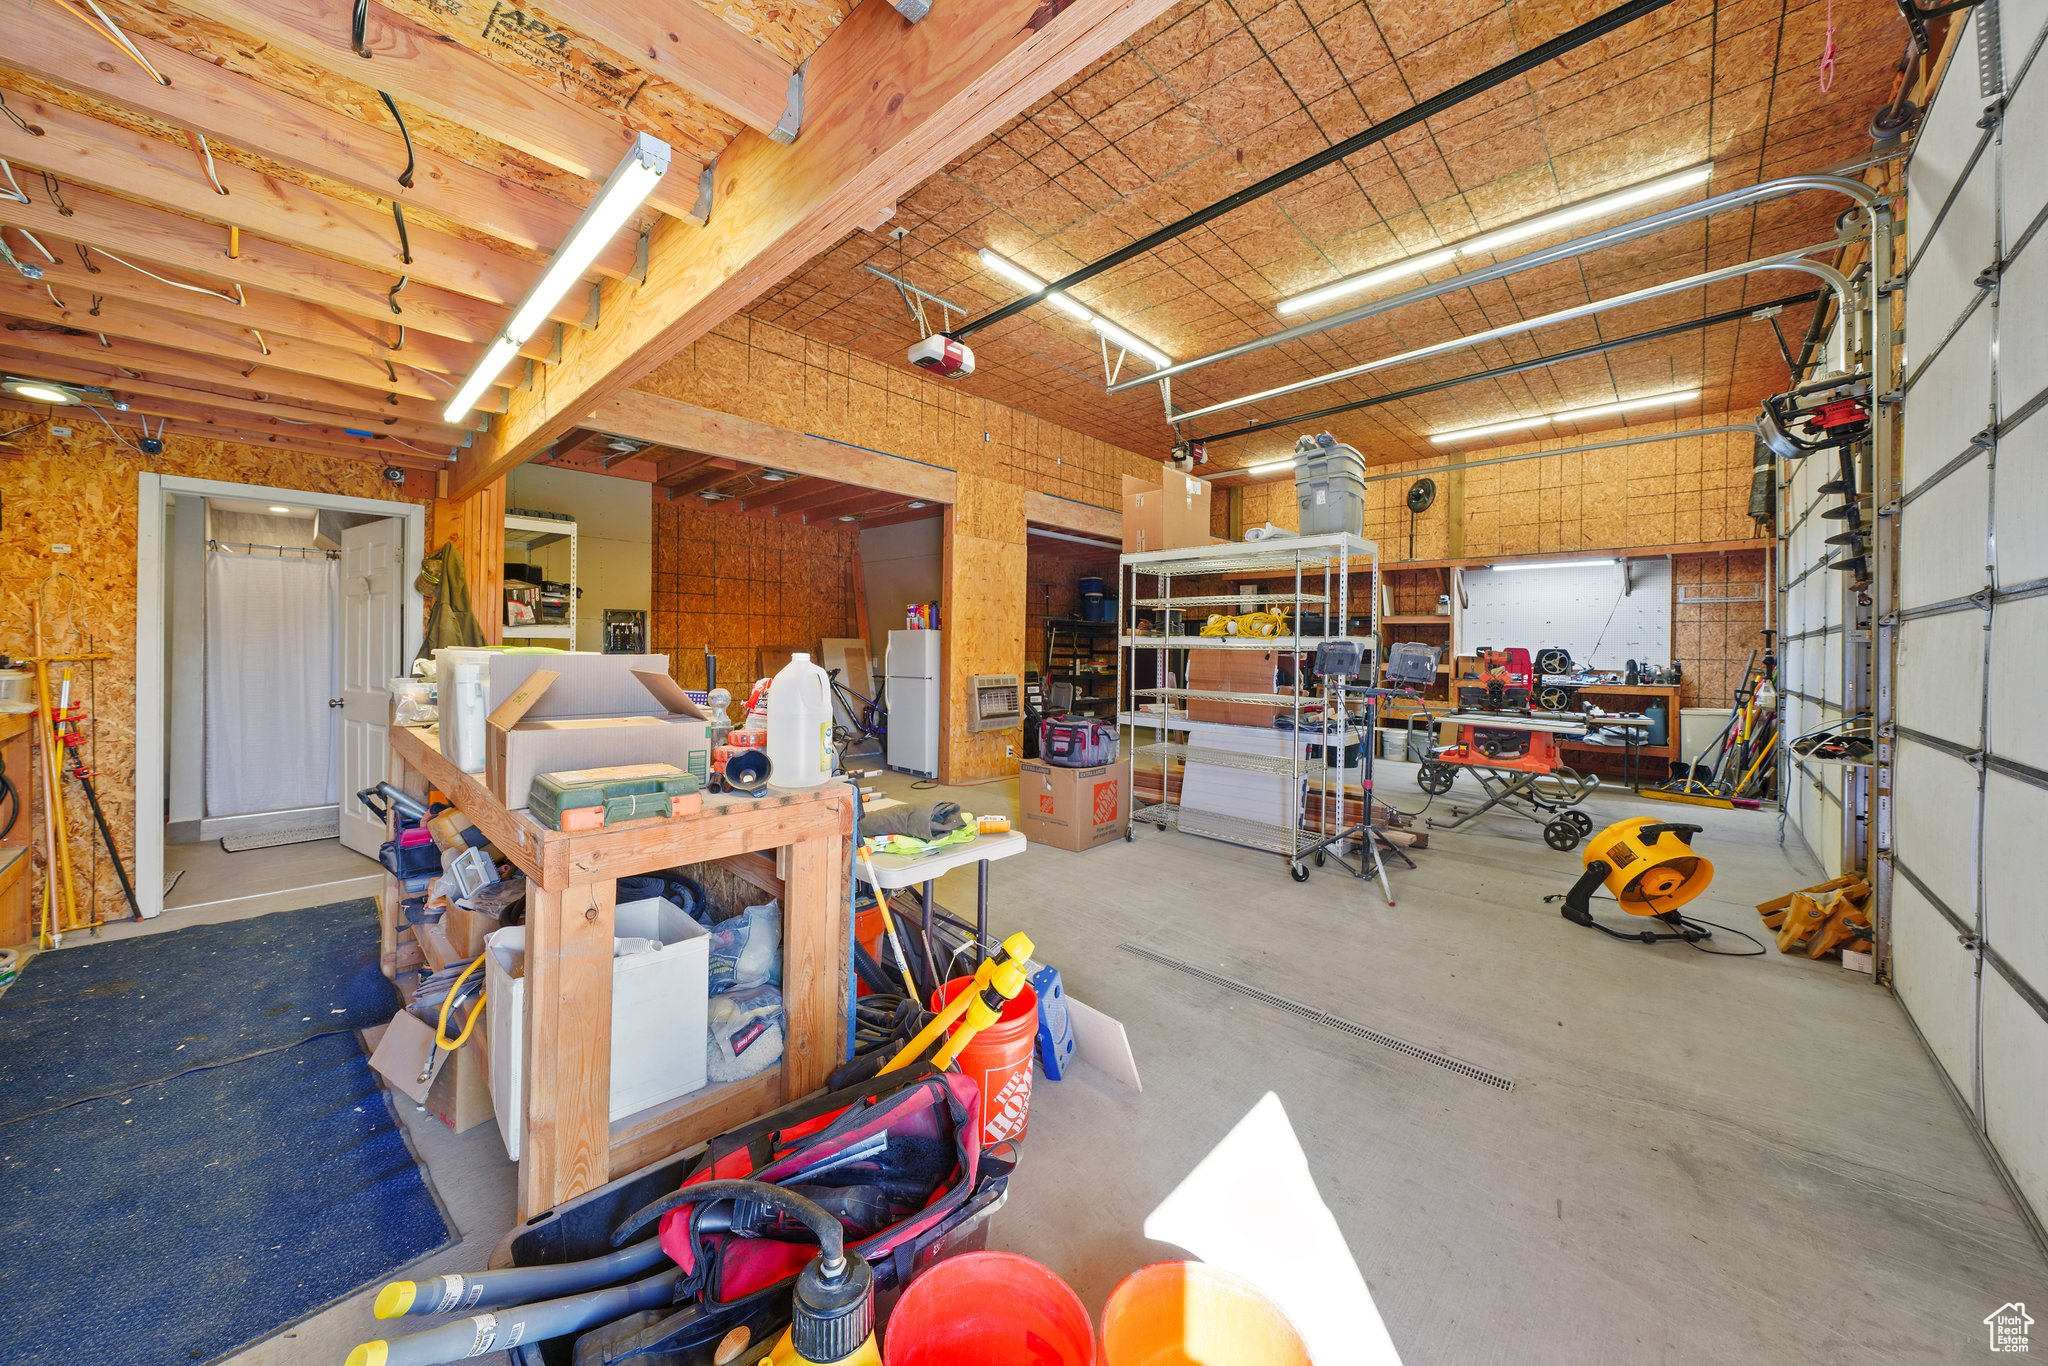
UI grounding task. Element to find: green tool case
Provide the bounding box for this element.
[528,763,701,832]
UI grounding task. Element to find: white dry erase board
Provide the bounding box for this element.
[1459,559,1671,669]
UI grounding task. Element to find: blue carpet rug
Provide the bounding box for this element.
[0,1032,451,1364]
[0,899,395,1123]
[0,902,452,1362]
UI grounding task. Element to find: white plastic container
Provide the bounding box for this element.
[434,646,495,772]
[765,652,835,788]
[484,895,711,1161]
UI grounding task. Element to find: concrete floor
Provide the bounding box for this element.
[71,764,2047,1363]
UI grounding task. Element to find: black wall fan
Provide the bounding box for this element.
[1405,477,1436,558]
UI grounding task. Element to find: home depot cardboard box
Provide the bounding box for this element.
[1122,469,1213,553]
[1019,759,1131,851]
[487,668,712,807]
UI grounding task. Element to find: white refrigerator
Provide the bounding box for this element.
[886,629,941,777]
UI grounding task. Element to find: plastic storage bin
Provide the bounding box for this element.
[1292,433,1367,536]
[485,895,711,1160]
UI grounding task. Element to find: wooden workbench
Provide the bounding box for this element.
[386,726,853,1217]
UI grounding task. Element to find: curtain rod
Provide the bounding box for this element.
[207,539,338,558]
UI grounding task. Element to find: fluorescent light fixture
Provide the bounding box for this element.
[1245,457,1298,476]
[3,377,79,405]
[444,133,670,423]
[1277,165,1712,316]
[268,505,293,513]
[1493,558,1618,571]
[1429,389,1700,445]
[978,249,1172,368]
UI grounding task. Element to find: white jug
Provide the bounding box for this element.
[765,653,835,788]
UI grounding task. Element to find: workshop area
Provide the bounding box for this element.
[0,0,2043,1362]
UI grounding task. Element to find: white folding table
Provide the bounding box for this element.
[854,829,1028,984]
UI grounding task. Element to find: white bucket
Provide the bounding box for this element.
[765,652,835,788]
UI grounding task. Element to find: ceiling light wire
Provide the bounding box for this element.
[38,172,69,216]
[50,0,169,85]
[0,93,42,137]
[15,230,56,264]
[377,92,416,189]
[0,159,28,205]
[90,246,244,305]
[81,402,143,453]
[185,131,228,195]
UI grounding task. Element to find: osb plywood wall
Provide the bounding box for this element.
[648,499,858,695]
[638,317,1158,514]
[636,315,1156,780]
[1671,550,1772,709]
[1025,538,1118,669]
[1220,418,1765,559]
[0,406,429,933]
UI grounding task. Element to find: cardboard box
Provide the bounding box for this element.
[437,650,673,772]
[485,897,711,1161]
[1187,648,1280,726]
[487,668,712,807]
[1122,470,1213,553]
[1019,759,1132,852]
[367,1010,494,1133]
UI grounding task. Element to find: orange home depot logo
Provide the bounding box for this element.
[1091,779,1120,825]
[1039,792,1056,814]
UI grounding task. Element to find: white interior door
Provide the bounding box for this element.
[339,519,403,857]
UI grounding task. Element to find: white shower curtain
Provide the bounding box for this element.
[204,552,340,817]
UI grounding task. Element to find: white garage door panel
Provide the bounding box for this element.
[1908,153,1998,345]
[1905,12,1982,245]
[1893,739,1980,922]
[1903,304,1996,488]
[1990,596,2048,763]
[1897,611,1985,747]
[2009,29,2048,240]
[1891,875,1980,1095]
[1981,973,2048,1225]
[1898,457,1990,609]
[1982,773,2048,989]
[1998,234,2048,418]
[1994,408,2048,584]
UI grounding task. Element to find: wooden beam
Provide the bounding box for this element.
[650,451,715,483]
[790,488,910,523]
[22,238,484,378]
[0,89,604,322]
[0,341,461,445]
[2,324,467,429]
[0,284,476,408]
[524,0,793,138]
[450,0,1180,496]
[0,181,553,354]
[746,480,854,519]
[854,503,944,529]
[0,4,636,265]
[1025,490,1120,539]
[661,464,749,500]
[49,394,447,467]
[654,456,739,490]
[596,393,957,501]
[167,0,707,223]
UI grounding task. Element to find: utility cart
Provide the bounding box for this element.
[1119,532,1399,897]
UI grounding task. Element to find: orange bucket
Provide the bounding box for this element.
[929,976,1038,1145]
[1100,1261,1309,1366]
[885,1252,1092,1366]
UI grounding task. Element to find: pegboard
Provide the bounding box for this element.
[1459,559,1672,669]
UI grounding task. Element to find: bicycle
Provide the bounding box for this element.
[827,666,888,748]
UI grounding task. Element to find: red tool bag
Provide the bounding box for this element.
[625,1063,990,1305]
[1040,715,1118,767]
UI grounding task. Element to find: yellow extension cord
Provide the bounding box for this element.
[435,953,487,1051]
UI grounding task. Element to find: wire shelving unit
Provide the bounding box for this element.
[1118,532,1392,895]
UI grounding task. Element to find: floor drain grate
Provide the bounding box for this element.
[1118,942,1517,1092]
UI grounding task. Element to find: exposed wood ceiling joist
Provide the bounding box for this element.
[661,462,749,500]
[19,240,492,378]
[0,283,476,408]
[0,183,561,355]
[0,5,630,265]
[520,0,796,139]
[0,340,459,444]
[0,90,610,322]
[775,487,908,523]
[1,322,469,429]
[450,0,1183,496]
[166,0,709,222]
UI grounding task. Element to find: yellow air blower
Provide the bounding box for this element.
[1559,817,1716,944]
